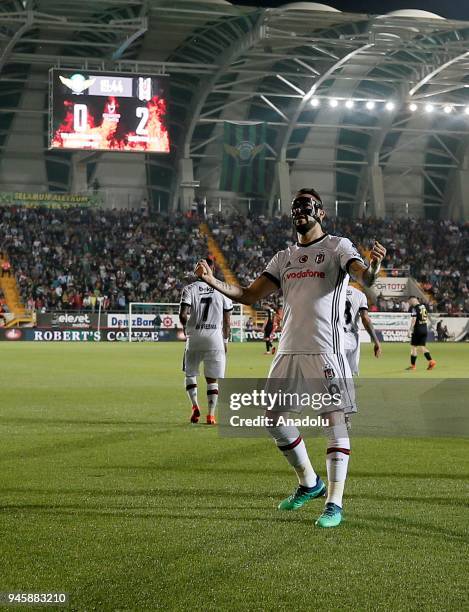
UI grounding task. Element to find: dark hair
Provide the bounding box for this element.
[297,188,323,207]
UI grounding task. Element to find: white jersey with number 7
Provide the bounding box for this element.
[180,281,233,351]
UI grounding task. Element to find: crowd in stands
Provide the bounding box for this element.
[0,207,207,312]
[0,205,468,316]
[328,217,469,315]
[213,213,469,315]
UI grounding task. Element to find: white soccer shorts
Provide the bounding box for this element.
[183,349,226,379]
[266,352,356,415]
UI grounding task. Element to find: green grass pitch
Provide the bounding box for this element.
[1,342,468,611]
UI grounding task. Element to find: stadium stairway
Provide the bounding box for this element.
[199,223,256,319]
[0,255,33,327]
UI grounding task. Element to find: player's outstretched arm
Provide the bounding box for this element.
[194,260,278,305]
[349,240,386,288]
[360,310,381,357]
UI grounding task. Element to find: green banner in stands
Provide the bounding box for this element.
[0,192,103,208]
[219,122,266,194]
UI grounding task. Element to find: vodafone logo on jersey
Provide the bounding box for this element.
[286,269,325,280]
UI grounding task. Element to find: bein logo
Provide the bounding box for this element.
[285,269,325,280]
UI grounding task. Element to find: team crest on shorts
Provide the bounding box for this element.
[315,253,325,264]
[298,255,308,263]
[323,365,335,380]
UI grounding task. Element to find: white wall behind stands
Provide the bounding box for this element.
[89,154,148,210]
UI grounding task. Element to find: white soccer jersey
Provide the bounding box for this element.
[344,286,368,334]
[180,281,233,351]
[344,285,368,357]
[263,234,364,355]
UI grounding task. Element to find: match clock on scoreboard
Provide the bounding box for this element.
[49,69,170,152]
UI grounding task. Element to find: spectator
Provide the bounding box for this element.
[436,320,450,341]
[1,259,11,277]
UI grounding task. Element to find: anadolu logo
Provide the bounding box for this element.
[286,269,325,280]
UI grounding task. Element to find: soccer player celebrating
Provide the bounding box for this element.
[195,188,386,527]
[344,283,381,376]
[179,256,232,425]
[407,296,436,371]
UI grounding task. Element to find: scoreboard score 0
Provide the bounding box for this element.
[49,69,170,152]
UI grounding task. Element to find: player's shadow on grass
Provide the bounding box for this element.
[0,430,171,461]
[1,504,467,542]
[90,464,469,483]
[350,470,468,481]
[91,464,290,477]
[0,417,159,426]
[0,486,284,502]
[0,503,296,524]
[349,493,466,507]
[348,514,469,543]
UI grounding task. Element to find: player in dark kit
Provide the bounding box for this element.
[263,309,276,355]
[407,296,436,370]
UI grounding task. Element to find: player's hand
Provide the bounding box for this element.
[194,259,214,284]
[374,342,382,358]
[370,241,386,269]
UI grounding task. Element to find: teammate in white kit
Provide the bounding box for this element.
[179,257,232,425]
[195,188,386,527]
[344,284,381,375]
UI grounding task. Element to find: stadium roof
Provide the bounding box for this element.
[1,0,469,219]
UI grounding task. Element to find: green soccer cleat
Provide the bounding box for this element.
[278,477,326,511]
[315,502,343,528]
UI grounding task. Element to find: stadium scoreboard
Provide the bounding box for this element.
[49,69,170,152]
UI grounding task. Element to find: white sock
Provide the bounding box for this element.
[185,376,198,407]
[325,426,350,508]
[267,422,317,488]
[206,383,219,416]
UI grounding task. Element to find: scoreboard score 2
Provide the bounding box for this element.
[49,70,170,152]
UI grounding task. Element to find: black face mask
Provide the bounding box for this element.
[291,195,322,234]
